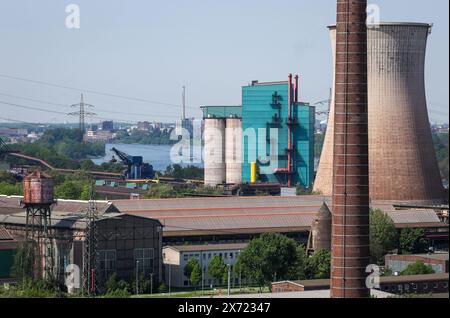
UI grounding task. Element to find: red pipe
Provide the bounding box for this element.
[287,74,293,188]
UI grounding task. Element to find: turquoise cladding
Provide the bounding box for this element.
[241,82,315,188]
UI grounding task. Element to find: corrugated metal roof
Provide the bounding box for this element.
[112,196,444,237]
[0,196,117,216]
[0,226,13,240]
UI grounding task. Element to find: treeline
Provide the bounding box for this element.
[7,128,105,169]
[433,133,449,184]
[114,128,176,145]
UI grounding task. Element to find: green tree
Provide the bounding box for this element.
[55,181,83,200]
[287,245,307,280]
[237,233,299,291]
[305,249,331,279]
[370,209,398,264]
[11,241,35,282]
[399,228,429,255]
[184,258,200,284]
[0,171,17,184]
[401,261,435,276]
[208,255,227,286]
[190,261,202,289]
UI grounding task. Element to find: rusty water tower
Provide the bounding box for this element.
[22,170,56,280]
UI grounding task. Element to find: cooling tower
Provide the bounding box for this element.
[225,118,243,184]
[331,0,370,298]
[314,22,445,203]
[204,118,226,186]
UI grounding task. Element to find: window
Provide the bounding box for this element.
[434,283,439,289]
[184,280,189,286]
[99,250,116,277]
[183,254,188,261]
[423,283,428,290]
[412,283,418,290]
[134,248,155,276]
[203,254,206,259]
[208,253,211,259]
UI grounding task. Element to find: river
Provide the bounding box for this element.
[92,143,204,172]
[93,143,320,173]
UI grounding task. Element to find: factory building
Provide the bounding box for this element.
[163,243,247,288]
[202,76,315,189]
[241,79,315,188]
[0,198,163,292]
[314,22,446,204]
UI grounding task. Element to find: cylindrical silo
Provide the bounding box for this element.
[225,118,242,184]
[203,118,226,186]
[307,203,332,253]
[314,22,445,204]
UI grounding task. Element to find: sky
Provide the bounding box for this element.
[0,0,448,125]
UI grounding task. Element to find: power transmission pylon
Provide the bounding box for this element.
[68,94,96,132]
[82,182,99,297]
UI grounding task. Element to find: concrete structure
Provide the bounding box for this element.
[163,243,247,288]
[385,253,449,274]
[203,118,226,186]
[307,203,332,254]
[225,118,243,184]
[314,22,445,204]
[331,0,371,298]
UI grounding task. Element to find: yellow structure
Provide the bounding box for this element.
[250,162,257,183]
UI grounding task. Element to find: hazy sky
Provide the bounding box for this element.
[0,0,448,124]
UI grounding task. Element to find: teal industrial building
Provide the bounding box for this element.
[202,75,315,188]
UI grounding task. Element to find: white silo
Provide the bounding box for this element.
[203,118,226,186]
[314,23,445,203]
[225,117,243,184]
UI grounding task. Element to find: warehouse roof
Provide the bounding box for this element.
[0,211,162,231]
[0,195,118,216]
[164,243,248,253]
[0,226,13,241]
[112,196,445,237]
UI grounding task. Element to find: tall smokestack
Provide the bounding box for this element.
[331,0,370,298]
[182,86,186,121]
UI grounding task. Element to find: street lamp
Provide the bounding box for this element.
[227,264,231,296]
[135,260,139,295]
[150,272,154,294]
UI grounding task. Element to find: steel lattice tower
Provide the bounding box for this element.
[68,94,96,132]
[331,0,370,298]
[82,183,99,296]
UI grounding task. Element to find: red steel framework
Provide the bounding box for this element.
[331,0,370,298]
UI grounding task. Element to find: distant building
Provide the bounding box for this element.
[163,243,247,288]
[137,121,151,131]
[0,128,28,138]
[100,121,114,132]
[84,129,114,142]
[0,201,163,291]
[385,253,449,274]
